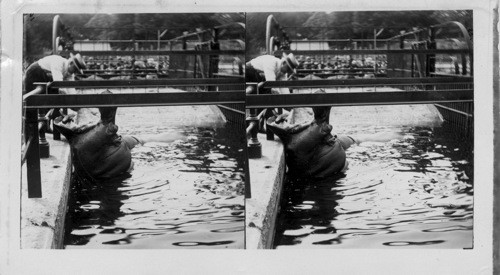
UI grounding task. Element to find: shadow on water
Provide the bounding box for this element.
[273,175,346,247]
[64,122,246,249]
[273,122,473,249]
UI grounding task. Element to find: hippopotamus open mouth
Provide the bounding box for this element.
[54,91,133,181]
[266,89,353,179]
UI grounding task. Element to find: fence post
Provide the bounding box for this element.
[245,155,252,198]
[265,108,275,141]
[461,53,467,75]
[25,108,42,198]
[247,107,262,159]
[426,28,436,77]
[182,38,188,78]
[208,28,220,89]
[38,114,50,158]
[53,118,61,141]
[247,84,262,158]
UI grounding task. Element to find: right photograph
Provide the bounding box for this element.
[245,11,473,249]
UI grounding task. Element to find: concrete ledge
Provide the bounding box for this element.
[246,133,286,249]
[21,134,72,249]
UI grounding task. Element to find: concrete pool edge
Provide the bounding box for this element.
[246,133,286,249]
[20,135,72,249]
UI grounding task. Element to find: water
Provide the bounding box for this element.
[64,107,245,249]
[274,123,473,249]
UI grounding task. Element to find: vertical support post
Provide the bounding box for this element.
[265,108,275,141]
[247,84,262,159]
[348,39,354,78]
[208,28,220,84]
[25,108,42,198]
[238,61,243,76]
[38,114,50,158]
[157,29,161,64]
[469,51,473,76]
[182,37,187,78]
[427,28,436,77]
[411,48,415,78]
[51,105,61,141]
[193,45,198,79]
[244,151,252,198]
[53,119,61,141]
[399,36,405,78]
[247,110,262,159]
[461,53,467,75]
[213,29,220,77]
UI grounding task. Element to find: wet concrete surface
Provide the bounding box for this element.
[21,134,72,248]
[246,133,286,249]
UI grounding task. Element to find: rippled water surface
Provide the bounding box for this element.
[64,107,245,249]
[274,124,473,249]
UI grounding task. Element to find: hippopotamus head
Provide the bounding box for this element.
[54,91,132,181]
[98,90,117,125]
[267,89,346,179]
[311,89,331,123]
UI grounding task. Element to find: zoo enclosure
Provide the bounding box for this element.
[52,15,246,124]
[245,15,474,197]
[263,15,472,78]
[52,15,245,80]
[23,15,248,199]
[22,78,245,199]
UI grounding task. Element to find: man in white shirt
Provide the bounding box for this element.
[246,53,299,94]
[24,53,86,95]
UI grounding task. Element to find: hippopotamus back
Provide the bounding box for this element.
[69,123,132,180]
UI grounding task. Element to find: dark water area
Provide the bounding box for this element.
[64,121,246,249]
[274,123,473,249]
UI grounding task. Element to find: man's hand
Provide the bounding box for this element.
[274,111,290,124]
[270,88,281,95]
[61,112,77,123]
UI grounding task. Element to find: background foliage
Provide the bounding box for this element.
[23,13,244,65]
[24,11,472,64]
[246,11,472,58]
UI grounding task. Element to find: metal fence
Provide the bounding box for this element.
[51,15,247,125]
[244,77,473,189]
[246,16,474,168]
[22,78,245,199]
[52,15,246,81]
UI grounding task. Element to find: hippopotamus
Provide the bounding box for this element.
[53,92,140,181]
[266,90,357,179]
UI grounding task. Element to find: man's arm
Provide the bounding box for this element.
[50,59,77,95]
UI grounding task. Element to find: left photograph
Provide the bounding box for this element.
[21,13,246,249]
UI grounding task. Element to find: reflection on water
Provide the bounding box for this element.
[64,122,245,249]
[274,124,473,249]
